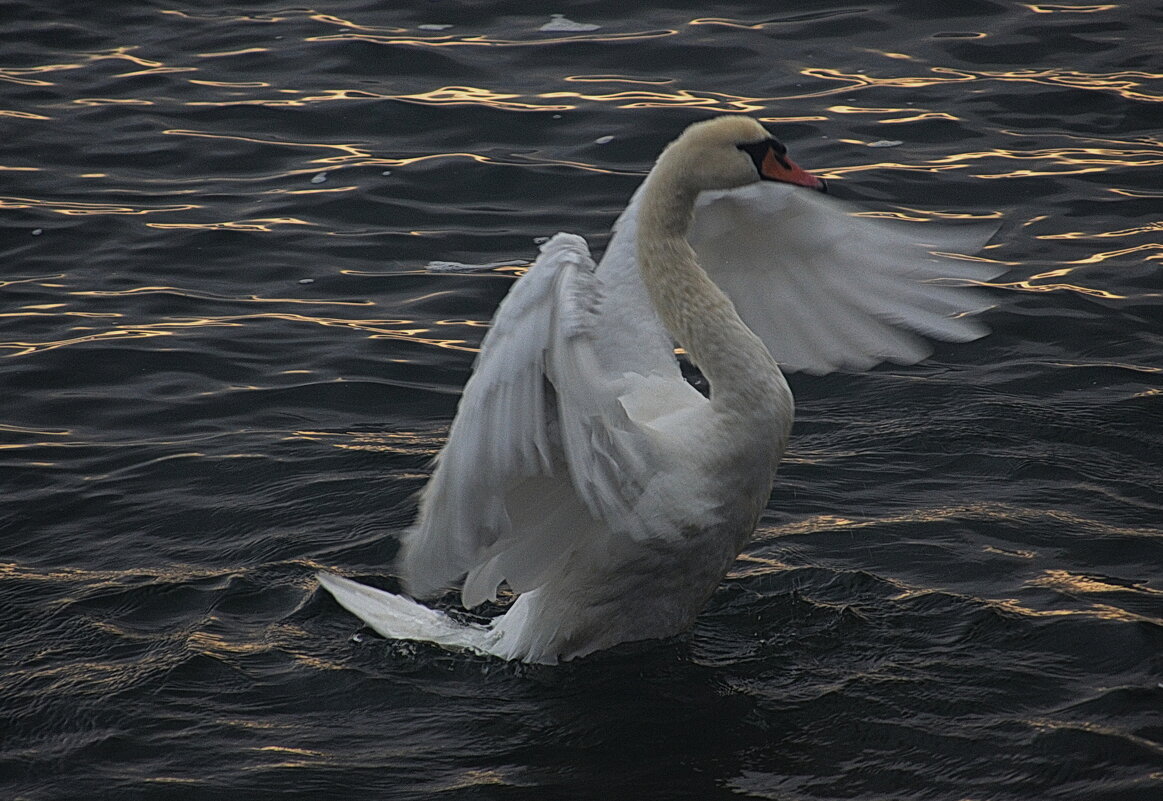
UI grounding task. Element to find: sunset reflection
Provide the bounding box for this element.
[1021,4,1118,13]
[3,8,1158,379]
[0,196,198,216]
[799,65,1163,103]
[290,430,441,455]
[146,217,319,232]
[1030,569,1161,597]
[0,302,483,358]
[308,29,676,48]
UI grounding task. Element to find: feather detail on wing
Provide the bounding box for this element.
[400,182,1001,605]
[400,233,672,605]
[686,182,1003,374]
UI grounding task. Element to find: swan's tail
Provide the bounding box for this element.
[316,572,497,656]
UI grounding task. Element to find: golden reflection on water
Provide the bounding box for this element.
[830,104,962,122]
[799,66,1163,103]
[4,24,1158,209]
[308,29,677,49]
[565,75,673,86]
[165,69,1163,116]
[290,430,439,455]
[761,502,1159,544]
[163,128,376,162]
[251,745,328,770]
[390,86,573,112]
[1022,3,1119,13]
[545,87,767,113]
[0,196,198,216]
[161,125,643,180]
[188,626,274,657]
[0,423,70,438]
[164,128,521,174]
[987,597,1160,624]
[2,327,174,357]
[0,302,480,358]
[194,48,271,60]
[0,46,167,85]
[68,286,373,306]
[688,17,771,30]
[0,559,348,701]
[852,208,1004,223]
[1109,188,1163,199]
[823,140,1163,182]
[1039,222,1163,239]
[988,244,1163,300]
[1031,569,1162,597]
[72,97,156,107]
[1058,243,1163,266]
[159,8,407,32]
[3,12,1158,330]
[0,110,52,120]
[744,504,1161,625]
[146,217,320,232]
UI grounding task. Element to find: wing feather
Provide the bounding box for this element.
[401,234,593,598]
[687,182,1002,374]
[401,232,669,604]
[401,179,1003,604]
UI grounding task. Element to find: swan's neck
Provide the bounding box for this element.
[636,164,789,418]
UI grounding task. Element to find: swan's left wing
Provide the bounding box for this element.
[686,183,1004,374]
[401,233,671,605]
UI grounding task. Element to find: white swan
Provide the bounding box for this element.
[318,116,999,664]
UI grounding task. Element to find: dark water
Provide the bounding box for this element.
[2,1,1161,798]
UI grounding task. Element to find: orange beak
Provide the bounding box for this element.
[760,148,826,191]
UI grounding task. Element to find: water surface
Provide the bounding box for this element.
[2,2,1161,799]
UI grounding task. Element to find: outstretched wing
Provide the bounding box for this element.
[401,182,1001,604]
[400,233,684,606]
[686,182,1002,375]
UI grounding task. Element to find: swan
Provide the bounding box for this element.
[318,116,999,664]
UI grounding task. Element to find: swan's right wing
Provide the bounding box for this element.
[399,234,589,600]
[687,183,1004,374]
[400,233,674,606]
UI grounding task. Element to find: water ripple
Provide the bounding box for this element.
[2,2,1161,799]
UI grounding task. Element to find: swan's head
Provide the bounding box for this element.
[661,116,825,194]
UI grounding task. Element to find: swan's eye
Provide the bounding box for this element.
[737,139,789,174]
[737,140,764,157]
[737,138,786,157]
